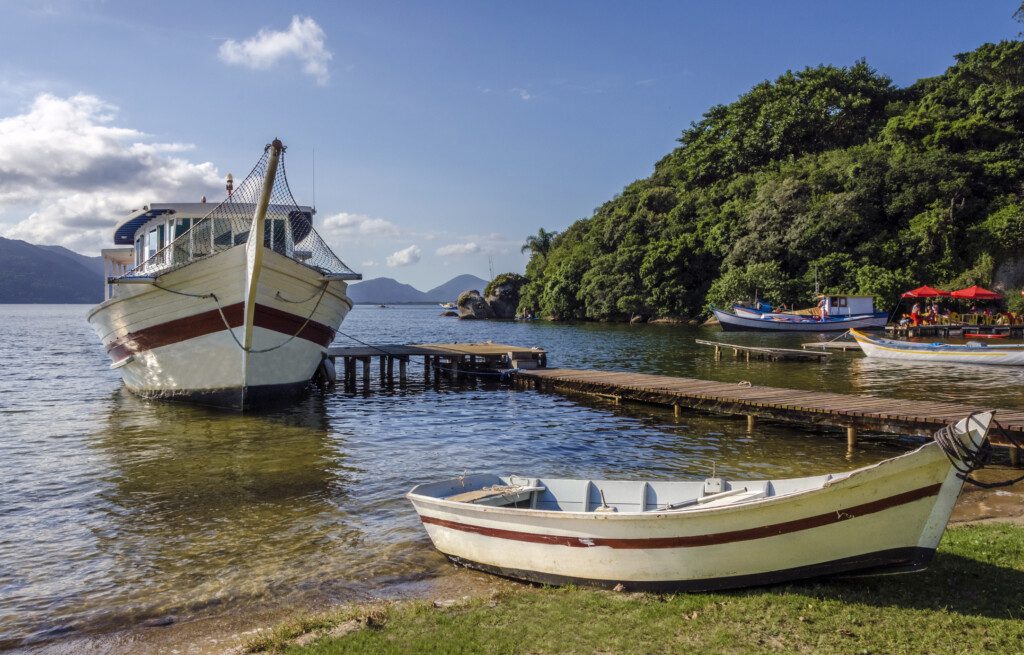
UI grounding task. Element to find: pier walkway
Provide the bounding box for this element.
[512,368,1024,456]
[326,342,546,388]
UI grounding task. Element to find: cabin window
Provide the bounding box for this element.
[135,236,144,266]
[264,218,288,254]
[146,228,159,260]
[213,217,233,248]
[830,297,847,307]
[174,218,191,238]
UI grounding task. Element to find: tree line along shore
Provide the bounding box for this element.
[508,40,1024,323]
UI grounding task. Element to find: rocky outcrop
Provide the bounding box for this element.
[457,290,495,319]
[458,273,529,320]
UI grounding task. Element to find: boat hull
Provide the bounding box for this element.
[408,437,971,591]
[714,308,887,332]
[87,246,352,409]
[850,329,1024,366]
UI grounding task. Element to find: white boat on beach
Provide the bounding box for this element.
[408,412,991,591]
[851,329,1024,366]
[88,139,361,409]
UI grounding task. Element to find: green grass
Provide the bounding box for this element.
[247,524,1024,655]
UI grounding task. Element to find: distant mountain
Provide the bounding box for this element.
[37,245,105,277]
[346,274,490,304]
[347,277,428,304]
[425,274,489,302]
[0,237,103,303]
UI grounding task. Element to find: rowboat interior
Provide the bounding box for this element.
[419,470,857,513]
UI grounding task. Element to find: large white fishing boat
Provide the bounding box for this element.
[408,413,992,591]
[88,139,360,410]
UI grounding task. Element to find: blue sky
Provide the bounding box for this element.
[0,1,1020,287]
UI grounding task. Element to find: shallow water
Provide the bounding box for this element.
[1,304,1021,649]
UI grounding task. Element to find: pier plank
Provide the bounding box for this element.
[514,367,1022,444]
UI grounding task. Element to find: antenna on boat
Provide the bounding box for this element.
[311,147,316,214]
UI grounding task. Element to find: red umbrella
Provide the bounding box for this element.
[901,285,950,298]
[950,285,1003,300]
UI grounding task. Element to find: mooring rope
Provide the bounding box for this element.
[932,412,1024,488]
[152,281,331,354]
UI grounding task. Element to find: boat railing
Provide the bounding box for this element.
[117,146,360,282]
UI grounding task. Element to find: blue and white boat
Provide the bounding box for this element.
[715,295,888,332]
[851,330,1024,366]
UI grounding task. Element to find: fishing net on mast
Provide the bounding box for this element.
[120,142,359,280]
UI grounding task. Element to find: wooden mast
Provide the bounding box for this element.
[242,138,284,351]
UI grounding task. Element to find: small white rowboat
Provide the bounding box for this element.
[408,412,991,591]
[851,329,1024,366]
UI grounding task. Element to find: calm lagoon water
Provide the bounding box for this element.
[2,304,1023,650]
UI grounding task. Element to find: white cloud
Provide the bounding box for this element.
[512,87,532,101]
[361,259,378,267]
[219,16,332,86]
[321,211,400,237]
[0,93,222,252]
[386,244,421,267]
[436,242,480,256]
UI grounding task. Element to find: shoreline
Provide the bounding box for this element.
[39,468,1024,655]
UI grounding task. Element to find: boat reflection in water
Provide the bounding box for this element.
[41,389,365,642]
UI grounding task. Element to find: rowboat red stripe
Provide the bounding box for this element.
[104,302,336,362]
[419,483,942,549]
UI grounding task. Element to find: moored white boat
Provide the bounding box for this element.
[850,329,1024,366]
[408,412,991,591]
[88,140,360,409]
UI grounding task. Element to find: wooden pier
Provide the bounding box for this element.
[695,339,829,362]
[801,341,860,352]
[512,368,1024,456]
[325,342,546,389]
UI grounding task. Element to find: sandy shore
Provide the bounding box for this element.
[27,467,1024,655]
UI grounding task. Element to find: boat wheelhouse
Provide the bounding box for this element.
[88,140,360,410]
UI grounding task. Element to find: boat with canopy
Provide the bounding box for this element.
[850,329,1024,366]
[88,139,360,409]
[713,295,887,332]
[408,413,992,591]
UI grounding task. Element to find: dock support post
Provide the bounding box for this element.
[361,358,370,391]
[747,415,756,432]
[714,345,721,361]
[386,356,394,386]
[744,350,750,362]
[846,426,857,452]
[399,357,408,385]
[379,356,386,387]
[1010,446,1021,468]
[674,404,681,418]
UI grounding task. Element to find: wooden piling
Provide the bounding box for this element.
[846,426,857,451]
[1010,446,1021,468]
[361,357,370,391]
[399,357,408,385]
[747,415,756,432]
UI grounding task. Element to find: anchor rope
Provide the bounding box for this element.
[151,281,331,354]
[932,412,1024,489]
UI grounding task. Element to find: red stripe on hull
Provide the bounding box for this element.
[103,302,335,362]
[419,483,942,549]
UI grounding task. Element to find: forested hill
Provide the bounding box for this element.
[518,40,1024,321]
